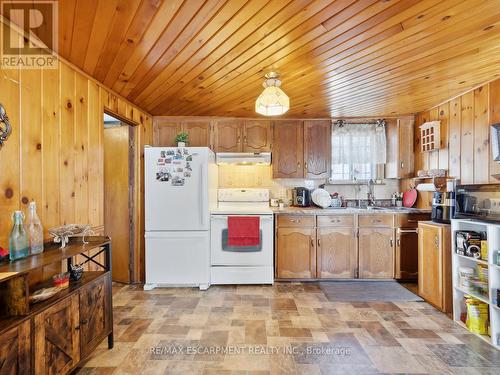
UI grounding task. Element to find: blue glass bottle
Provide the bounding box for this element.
[9,211,29,261]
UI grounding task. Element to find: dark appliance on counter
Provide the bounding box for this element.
[431,191,455,224]
[455,184,500,222]
[292,187,311,207]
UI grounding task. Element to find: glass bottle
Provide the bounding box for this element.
[9,211,29,261]
[27,202,44,254]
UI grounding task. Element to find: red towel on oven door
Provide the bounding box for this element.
[227,216,260,247]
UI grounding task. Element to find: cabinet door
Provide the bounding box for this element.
[317,227,357,278]
[34,294,80,375]
[395,229,418,280]
[182,120,211,147]
[304,120,331,179]
[243,120,271,152]
[214,120,242,152]
[276,227,316,278]
[418,224,442,309]
[385,118,414,178]
[358,227,394,279]
[0,321,31,374]
[154,120,181,146]
[273,121,303,178]
[79,276,111,358]
[398,118,414,178]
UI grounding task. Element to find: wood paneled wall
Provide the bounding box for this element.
[0,23,152,282]
[402,78,500,208]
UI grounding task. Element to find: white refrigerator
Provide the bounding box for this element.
[144,147,217,290]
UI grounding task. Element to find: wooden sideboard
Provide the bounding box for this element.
[0,237,113,374]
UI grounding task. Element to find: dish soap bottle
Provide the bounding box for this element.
[27,201,44,254]
[9,211,29,261]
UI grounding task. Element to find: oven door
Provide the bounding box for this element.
[210,214,274,266]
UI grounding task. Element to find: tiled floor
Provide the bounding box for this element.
[75,283,500,374]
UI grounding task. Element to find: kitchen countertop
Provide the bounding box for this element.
[272,206,431,215]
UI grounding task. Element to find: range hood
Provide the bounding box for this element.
[216,152,271,165]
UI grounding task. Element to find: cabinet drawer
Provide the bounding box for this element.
[358,214,394,227]
[317,215,354,227]
[277,215,315,228]
[395,213,431,228]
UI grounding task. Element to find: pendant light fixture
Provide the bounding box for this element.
[255,72,289,116]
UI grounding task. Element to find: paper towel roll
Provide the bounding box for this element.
[416,183,436,192]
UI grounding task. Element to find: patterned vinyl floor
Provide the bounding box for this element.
[74,283,500,374]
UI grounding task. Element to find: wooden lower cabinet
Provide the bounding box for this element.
[79,276,112,358]
[34,294,81,375]
[418,221,452,312]
[317,227,357,278]
[0,320,31,374]
[276,227,316,278]
[358,227,395,279]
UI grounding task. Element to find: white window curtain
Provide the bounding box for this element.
[331,122,386,180]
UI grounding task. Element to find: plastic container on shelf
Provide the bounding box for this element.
[459,266,475,291]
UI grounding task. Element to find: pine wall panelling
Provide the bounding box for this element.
[401,78,499,209]
[0,23,152,282]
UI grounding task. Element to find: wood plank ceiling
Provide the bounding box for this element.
[11,0,500,117]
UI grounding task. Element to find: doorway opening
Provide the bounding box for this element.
[103,112,136,283]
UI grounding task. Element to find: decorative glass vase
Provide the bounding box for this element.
[9,211,29,261]
[27,201,44,254]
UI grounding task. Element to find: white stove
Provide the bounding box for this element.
[210,188,274,285]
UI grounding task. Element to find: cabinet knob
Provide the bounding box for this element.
[310,238,314,247]
[81,319,88,325]
[297,162,301,169]
[401,162,404,169]
[390,239,394,247]
[317,238,321,247]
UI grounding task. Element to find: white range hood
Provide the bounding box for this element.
[216,152,271,165]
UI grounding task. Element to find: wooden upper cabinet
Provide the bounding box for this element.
[0,320,31,374]
[34,294,80,375]
[358,227,394,279]
[385,118,414,179]
[154,119,211,147]
[304,120,331,179]
[154,120,181,146]
[276,227,316,279]
[182,120,211,147]
[273,120,304,178]
[317,227,357,278]
[214,120,242,152]
[243,120,271,152]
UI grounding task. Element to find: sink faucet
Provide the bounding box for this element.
[367,179,375,207]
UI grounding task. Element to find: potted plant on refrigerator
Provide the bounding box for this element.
[175,132,189,147]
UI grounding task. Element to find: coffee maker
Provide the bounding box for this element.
[292,187,311,207]
[431,191,455,223]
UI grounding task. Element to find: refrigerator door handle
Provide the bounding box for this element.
[200,163,206,227]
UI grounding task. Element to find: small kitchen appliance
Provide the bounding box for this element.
[455,184,500,222]
[292,187,311,207]
[431,191,455,223]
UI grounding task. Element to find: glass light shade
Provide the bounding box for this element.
[255,85,289,116]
